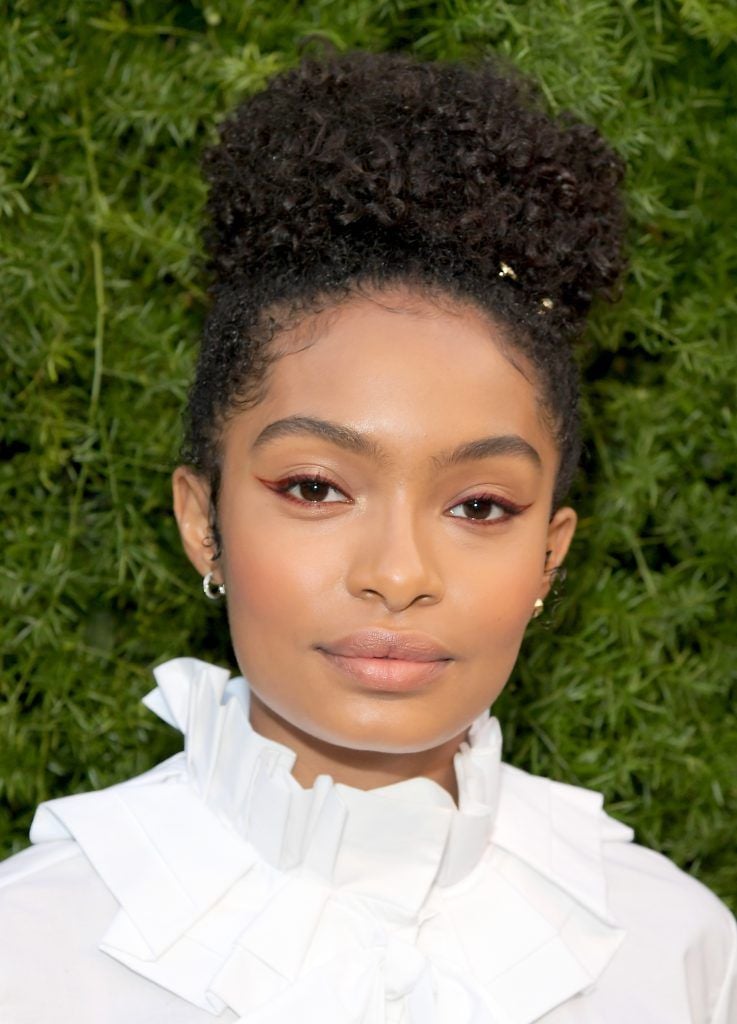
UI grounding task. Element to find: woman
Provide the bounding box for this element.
[1,50,734,1023]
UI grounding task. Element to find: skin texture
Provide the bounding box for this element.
[173,287,577,799]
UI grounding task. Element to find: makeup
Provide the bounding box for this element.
[318,628,453,693]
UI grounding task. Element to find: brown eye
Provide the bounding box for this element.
[297,479,332,502]
[447,494,521,523]
[457,498,504,521]
[277,475,348,504]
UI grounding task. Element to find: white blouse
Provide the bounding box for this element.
[0,657,734,1023]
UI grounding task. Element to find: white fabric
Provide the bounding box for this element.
[0,656,734,1023]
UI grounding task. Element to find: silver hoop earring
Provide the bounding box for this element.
[202,571,226,601]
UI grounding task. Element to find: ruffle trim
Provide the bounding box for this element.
[30,657,633,1023]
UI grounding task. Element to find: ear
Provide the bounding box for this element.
[172,465,220,579]
[540,505,577,600]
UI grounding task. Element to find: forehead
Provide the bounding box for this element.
[226,289,558,475]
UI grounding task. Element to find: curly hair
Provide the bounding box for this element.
[183,50,626,553]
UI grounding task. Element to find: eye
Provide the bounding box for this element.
[447,495,523,523]
[277,474,349,504]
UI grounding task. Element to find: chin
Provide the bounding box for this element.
[304,707,473,755]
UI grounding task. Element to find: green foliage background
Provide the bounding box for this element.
[1,1,735,910]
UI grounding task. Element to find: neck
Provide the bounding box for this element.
[248,693,464,804]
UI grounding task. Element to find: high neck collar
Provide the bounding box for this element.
[30,656,632,1023]
[143,658,502,908]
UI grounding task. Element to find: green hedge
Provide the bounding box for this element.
[2,1,735,911]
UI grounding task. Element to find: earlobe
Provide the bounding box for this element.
[541,505,577,599]
[172,466,218,577]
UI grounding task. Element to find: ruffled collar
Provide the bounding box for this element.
[142,658,503,905]
[31,657,633,1023]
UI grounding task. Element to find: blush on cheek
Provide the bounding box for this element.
[220,522,336,687]
[227,542,284,615]
[455,548,541,627]
[220,531,281,656]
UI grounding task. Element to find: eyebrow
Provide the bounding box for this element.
[251,415,541,470]
[252,416,385,459]
[431,434,541,470]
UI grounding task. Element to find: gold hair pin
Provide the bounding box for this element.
[498,261,554,313]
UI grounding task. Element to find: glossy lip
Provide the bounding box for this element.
[319,628,453,661]
[317,629,454,693]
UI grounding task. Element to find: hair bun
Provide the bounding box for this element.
[203,51,627,322]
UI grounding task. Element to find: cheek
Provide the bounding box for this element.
[219,512,344,671]
[223,522,301,622]
[448,532,543,635]
[444,543,541,712]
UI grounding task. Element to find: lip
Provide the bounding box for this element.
[317,629,453,693]
[319,629,453,661]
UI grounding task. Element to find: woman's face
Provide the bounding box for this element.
[174,287,576,758]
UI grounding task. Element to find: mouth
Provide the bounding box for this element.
[317,629,453,692]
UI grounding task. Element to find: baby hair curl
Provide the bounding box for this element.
[182,50,627,555]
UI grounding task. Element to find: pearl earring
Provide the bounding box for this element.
[532,597,544,618]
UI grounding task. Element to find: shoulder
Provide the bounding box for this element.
[0,838,109,911]
[0,840,117,948]
[0,840,115,1019]
[496,762,737,1022]
[603,830,733,927]
[0,840,220,1023]
[602,837,737,1022]
[497,759,732,928]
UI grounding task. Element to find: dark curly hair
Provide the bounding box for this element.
[183,50,626,556]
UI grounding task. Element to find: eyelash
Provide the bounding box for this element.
[265,473,528,525]
[265,473,345,510]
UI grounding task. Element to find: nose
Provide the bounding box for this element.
[345,500,444,612]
